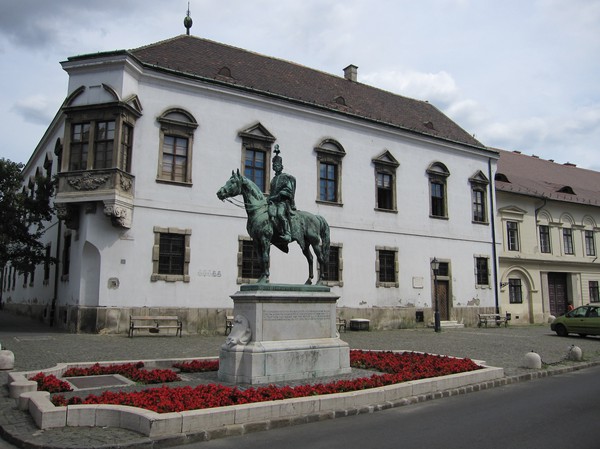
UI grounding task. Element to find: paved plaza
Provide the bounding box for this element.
[1,310,600,448]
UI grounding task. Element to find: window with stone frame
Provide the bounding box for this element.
[427,162,450,219]
[508,278,523,304]
[151,227,191,282]
[590,281,599,303]
[585,230,596,256]
[372,150,399,212]
[506,221,520,251]
[93,120,115,169]
[562,228,574,255]
[475,256,490,286]
[322,244,343,286]
[237,237,262,283]
[120,123,133,172]
[315,139,346,205]
[245,149,267,192]
[469,171,489,224]
[376,246,398,287]
[539,225,551,253]
[157,109,198,185]
[239,123,276,193]
[62,89,141,174]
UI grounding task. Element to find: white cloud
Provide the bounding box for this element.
[11,95,56,126]
[361,70,459,105]
[0,1,598,170]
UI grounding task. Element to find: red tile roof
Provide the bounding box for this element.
[70,35,484,149]
[496,149,600,206]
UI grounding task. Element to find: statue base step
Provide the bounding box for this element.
[218,338,350,384]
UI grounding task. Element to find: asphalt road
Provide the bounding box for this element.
[178,365,600,449]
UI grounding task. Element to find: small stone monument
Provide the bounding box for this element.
[567,345,583,361]
[0,342,15,371]
[522,351,542,369]
[216,149,350,384]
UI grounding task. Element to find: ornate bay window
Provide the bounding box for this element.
[55,85,142,229]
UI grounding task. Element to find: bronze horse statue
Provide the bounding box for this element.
[217,170,330,284]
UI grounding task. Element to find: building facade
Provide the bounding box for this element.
[496,149,600,324]
[2,35,500,333]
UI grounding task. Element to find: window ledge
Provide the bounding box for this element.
[429,215,449,220]
[322,280,343,287]
[151,274,190,282]
[316,200,343,207]
[376,282,399,288]
[374,208,398,214]
[156,179,193,187]
[472,220,489,225]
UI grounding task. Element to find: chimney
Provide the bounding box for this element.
[343,64,358,82]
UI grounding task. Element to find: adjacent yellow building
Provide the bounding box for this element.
[495,149,600,324]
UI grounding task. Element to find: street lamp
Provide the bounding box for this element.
[431,258,441,333]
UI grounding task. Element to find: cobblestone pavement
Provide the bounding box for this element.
[1,310,600,448]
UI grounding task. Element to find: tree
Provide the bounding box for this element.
[0,158,55,284]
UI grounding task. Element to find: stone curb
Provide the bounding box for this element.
[3,359,599,449]
[8,360,503,435]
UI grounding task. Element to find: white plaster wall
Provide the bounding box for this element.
[65,65,497,311]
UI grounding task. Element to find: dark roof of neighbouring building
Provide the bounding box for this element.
[495,148,600,206]
[68,35,485,150]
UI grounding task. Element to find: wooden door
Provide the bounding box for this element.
[548,273,568,317]
[436,280,450,320]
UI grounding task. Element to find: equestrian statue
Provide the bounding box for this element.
[217,146,330,285]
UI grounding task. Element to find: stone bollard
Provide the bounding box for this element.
[0,349,15,370]
[567,345,583,361]
[522,351,542,369]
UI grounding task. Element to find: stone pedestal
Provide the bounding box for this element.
[0,350,15,370]
[218,284,350,384]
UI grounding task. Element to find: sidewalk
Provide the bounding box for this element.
[2,310,600,448]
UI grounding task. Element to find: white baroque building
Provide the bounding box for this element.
[1,35,500,333]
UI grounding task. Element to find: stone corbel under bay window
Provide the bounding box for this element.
[103,200,133,228]
[56,203,80,230]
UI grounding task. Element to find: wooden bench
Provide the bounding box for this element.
[336,318,347,333]
[477,313,509,328]
[225,315,234,335]
[129,315,182,337]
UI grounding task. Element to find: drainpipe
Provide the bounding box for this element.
[534,197,547,222]
[488,158,500,314]
[534,196,547,315]
[50,218,62,327]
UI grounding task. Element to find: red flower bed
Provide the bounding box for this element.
[51,351,481,412]
[30,373,73,393]
[172,359,219,373]
[63,362,181,384]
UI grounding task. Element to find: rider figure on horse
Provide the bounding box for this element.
[268,145,296,244]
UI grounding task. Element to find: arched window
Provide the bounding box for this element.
[157,109,198,185]
[469,170,489,224]
[315,139,346,205]
[426,162,450,218]
[372,150,399,212]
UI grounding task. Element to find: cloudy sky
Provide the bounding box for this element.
[1,0,599,170]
